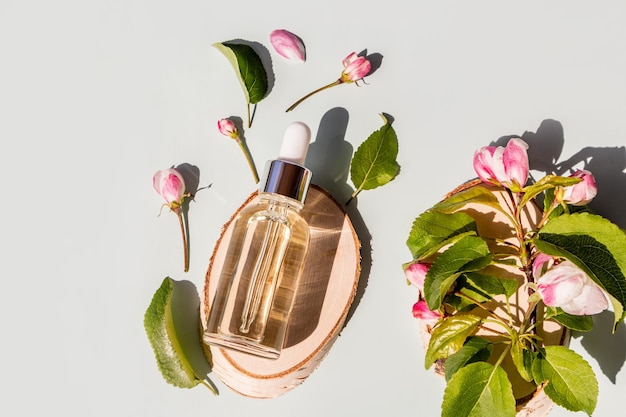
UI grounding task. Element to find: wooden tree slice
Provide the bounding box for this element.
[201,185,360,398]
[420,180,569,417]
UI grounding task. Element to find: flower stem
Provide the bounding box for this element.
[177,211,189,272]
[286,79,342,112]
[237,138,259,183]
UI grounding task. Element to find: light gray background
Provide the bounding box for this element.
[2,1,625,416]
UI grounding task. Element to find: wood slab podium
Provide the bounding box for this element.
[201,185,361,398]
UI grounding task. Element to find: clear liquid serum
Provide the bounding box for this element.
[204,122,313,359]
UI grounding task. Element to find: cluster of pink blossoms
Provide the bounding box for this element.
[407,137,606,321]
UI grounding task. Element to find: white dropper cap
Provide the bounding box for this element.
[259,122,313,203]
[277,121,311,166]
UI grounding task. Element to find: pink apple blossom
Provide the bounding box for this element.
[217,118,239,139]
[153,168,187,213]
[536,260,608,315]
[340,52,371,82]
[473,138,529,192]
[562,169,597,206]
[286,51,373,112]
[412,299,442,322]
[270,29,306,62]
[405,262,431,292]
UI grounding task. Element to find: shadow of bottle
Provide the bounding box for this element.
[305,107,372,328]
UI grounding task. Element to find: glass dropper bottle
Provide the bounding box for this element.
[204,121,312,359]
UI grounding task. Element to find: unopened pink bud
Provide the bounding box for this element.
[153,168,186,211]
[412,299,441,322]
[217,118,239,139]
[405,262,431,292]
[340,52,371,82]
[562,169,597,206]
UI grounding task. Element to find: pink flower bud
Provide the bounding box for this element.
[340,52,371,82]
[473,138,529,191]
[562,169,597,206]
[412,299,442,322]
[269,29,306,62]
[405,262,431,292]
[217,118,239,139]
[536,260,608,315]
[153,168,186,212]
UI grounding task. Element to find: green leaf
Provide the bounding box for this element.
[214,41,268,126]
[533,212,626,330]
[519,175,581,209]
[464,271,519,299]
[424,236,493,310]
[510,333,533,382]
[425,314,483,368]
[433,184,502,214]
[444,337,493,381]
[144,277,216,392]
[551,309,594,332]
[442,362,516,417]
[532,345,597,415]
[450,272,518,311]
[348,115,399,202]
[406,210,477,260]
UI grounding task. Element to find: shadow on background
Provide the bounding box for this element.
[493,119,626,381]
[306,107,372,327]
[572,312,626,383]
[491,118,626,228]
[175,163,202,270]
[170,278,218,393]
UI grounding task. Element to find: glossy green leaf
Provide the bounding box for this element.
[424,236,493,310]
[464,271,519,299]
[348,115,399,202]
[214,42,268,104]
[444,336,492,381]
[406,210,477,260]
[425,314,483,368]
[214,41,268,127]
[532,345,597,415]
[510,332,533,382]
[533,212,626,330]
[144,277,216,393]
[442,362,516,417]
[551,309,593,332]
[450,272,519,311]
[434,184,501,214]
[519,175,580,209]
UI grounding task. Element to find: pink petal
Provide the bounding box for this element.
[270,29,306,62]
[405,262,430,291]
[563,169,597,206]
[473,146,498,183]
[502,138,529,189]
[536,261,608,315]
[342,52,358,67]
[532,253,555,279]
[561,282,608,315]
[412,299,441,321]
[153,168,185,205]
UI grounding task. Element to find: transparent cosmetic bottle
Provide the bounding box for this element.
[204,122,312,359]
